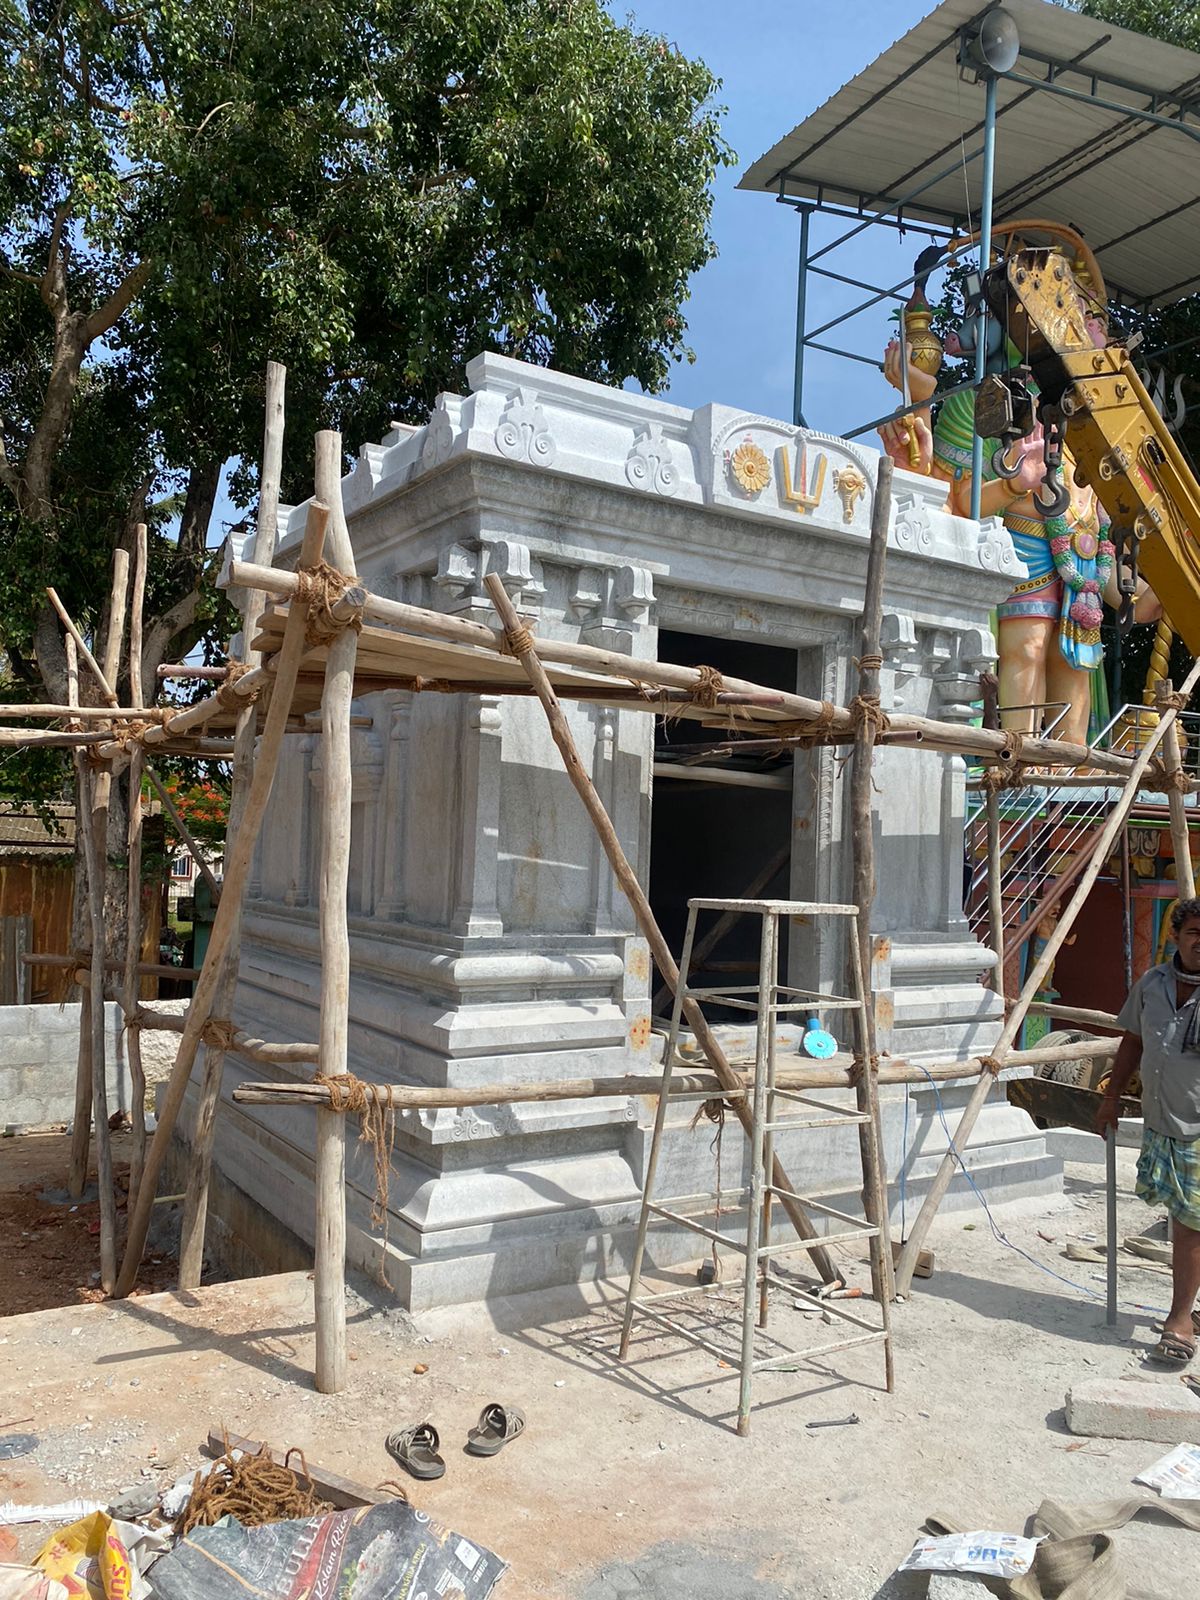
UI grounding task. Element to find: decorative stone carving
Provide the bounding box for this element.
[434,542,478,606]
[433,539,543,619]
[495,387,556,466]
[832,462,867,523]
[625,422,678,495]
[613,563,655,622]
[565,562,656,651]
[977,514,1026,580]
[422,396,456,469]
[568,570,604,626]
[925,625,998,723]
[892,491,934,556]
[343,442,387,514]
[880,609,921,712]
[488,539,545,602]
[726,437,771,498]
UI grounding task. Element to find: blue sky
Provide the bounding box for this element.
[618,0,948,434]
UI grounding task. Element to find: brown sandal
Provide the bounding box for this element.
[465,1403,525,1457]
[1150,1332,1197,1368]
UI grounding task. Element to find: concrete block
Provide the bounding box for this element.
[1065,1374,1200,1442]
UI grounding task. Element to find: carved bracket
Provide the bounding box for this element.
[880,609,921,711]
[924,625,997,723]
[625,422,679,496]
[568,561,656,648]
[433,539,545,624]
[495,388,557,466]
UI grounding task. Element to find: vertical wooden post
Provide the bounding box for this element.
[1156,678,1195,901]
[312,429,356,1394]
[81,548,129,1290]
[114,501,330,1299]
[124,522,149,1201]
[65,636,93,1200]
[178,362,287,1289]
[849,453,894,1303]
[895,652,1200,1295]
[482,574,840,1285]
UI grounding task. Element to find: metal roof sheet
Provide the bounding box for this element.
[0,805,75,854]
[739,0,1200,306]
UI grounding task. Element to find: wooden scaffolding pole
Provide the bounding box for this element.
[123,522,149,1201]
[230,1036,1120,1109]
[848,455,895,1306]
[894,652,1200,1295]
[65,635,93,1201]
[311,429,357,1394]
[114,499,331,1299]
[144,765,222,905]
[1155,677,1195,901]
[229,556,1147,781]
[482,573,840,1285]
[79,548,129,1290]
[178,360,286,1289]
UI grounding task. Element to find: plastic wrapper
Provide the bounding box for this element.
[0,1507,104,1529]
[1135,1442,1200,1499]
[898,1529,1041,1578]
[149,1502,507,1600]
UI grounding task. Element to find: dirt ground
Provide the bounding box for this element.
[0,1129,177,1316]
[0,1138,1195,1599]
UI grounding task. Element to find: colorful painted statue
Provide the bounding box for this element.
[879,257,1159,748]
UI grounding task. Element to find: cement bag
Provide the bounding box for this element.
[0,1568,69,1600]
[149,1501,508,1600]
[33,1514,153,1600]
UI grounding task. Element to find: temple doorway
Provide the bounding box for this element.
[648,630,802,1019]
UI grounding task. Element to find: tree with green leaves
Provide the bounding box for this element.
[0,0,731,911]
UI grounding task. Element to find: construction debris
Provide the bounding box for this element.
[148,1501,507,1600]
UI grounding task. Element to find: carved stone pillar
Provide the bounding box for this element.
[450,695,504,937]
[375,693,413,922]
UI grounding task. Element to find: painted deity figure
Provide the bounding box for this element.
[878,262,1159,749]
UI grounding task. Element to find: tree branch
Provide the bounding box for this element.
[175,460,221,573]
[141,586,204,689]
[40,203,72,318]
[84,258,152,342]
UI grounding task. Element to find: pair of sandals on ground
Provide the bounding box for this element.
[1154,1308,1200,1368]
[386,1402,525,1480]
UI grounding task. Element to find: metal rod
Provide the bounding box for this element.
[806,149,982,266]
[793,205,811,427]
[777,193,949,242]
[1106,1127,1118,1328]
[969,72,998,526]
[738,909,776,1435]
[985,786,1006,994]
[996,65,1200,146]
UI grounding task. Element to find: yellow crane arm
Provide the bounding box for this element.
[986,248,1200,653]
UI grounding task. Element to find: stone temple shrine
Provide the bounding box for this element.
[177,352,1059,1308]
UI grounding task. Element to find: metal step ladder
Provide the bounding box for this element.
[618,896,893,1436]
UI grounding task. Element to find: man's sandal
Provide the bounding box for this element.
[465,1403,526,1457]
[1150,1332,1197,1368]
[386,1422,446,1480]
